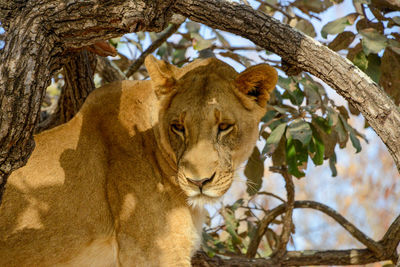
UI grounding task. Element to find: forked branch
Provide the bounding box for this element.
[248,200,384,258]
[125,23,182,78]
[197,200,399,266]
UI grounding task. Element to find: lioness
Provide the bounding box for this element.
[0,55,277,266]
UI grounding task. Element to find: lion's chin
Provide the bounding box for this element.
[187,194,221,208]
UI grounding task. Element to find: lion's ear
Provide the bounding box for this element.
[145,55,178,97]
[235,64,278,107]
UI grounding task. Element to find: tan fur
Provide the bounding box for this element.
[0,55,277,266]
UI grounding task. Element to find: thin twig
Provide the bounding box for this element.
[125,23,182,78]
[252,191,285,203]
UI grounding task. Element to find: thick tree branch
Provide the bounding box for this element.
[382,214,400,257]
[0,0,176,202]
[174,0,400,173]
[125,23,182,78]
[193,248,389,266]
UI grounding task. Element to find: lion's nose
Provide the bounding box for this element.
[186,172,215,190]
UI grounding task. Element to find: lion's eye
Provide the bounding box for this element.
[171,123,185,134]
[218,123,233,132]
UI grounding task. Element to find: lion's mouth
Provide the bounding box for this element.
[187,193,220,207]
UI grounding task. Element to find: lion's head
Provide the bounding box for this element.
[145,55,278,206]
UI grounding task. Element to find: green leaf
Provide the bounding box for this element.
[222,209,241,245]
[327,108,339,126]
[380,47,400,105]
[263,123,287,155]
[261,110,278,123]
[137,32,146,40]
[321,13,358,38]
[349,131,362,153]
[392,17,400,25]
[360,29,387,55]
[186,21,200,33]
[286,138,306,178]
[272,136,286,166]
[245,147,265,195]
[337,105,349,120]
[329,153,338,177]
[340,115,362,153]
[280,78,304,106]
[191,33,214,51]
[313,117,331,133]
[334,118,349,148]
[365,53,381,83]
[272,106,289,114]
[353,51,369,71]
[198,48,215,59]
[309,129,325,165]
[172,49,186,65]
[287,119,312,146]
[303,82,322,109]
[293,0,332,13]
[295,19,316,37]
[328,31,356,51]
[311,118,337,159]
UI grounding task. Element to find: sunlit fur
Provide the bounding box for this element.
[0,55,277,266]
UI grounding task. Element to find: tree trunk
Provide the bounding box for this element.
[36,50,97,133]
[0,0,175,203]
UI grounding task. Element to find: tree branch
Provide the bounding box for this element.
[248,200,384,258]
[272,167,295,258]
[125,23,182,78]
[192,248,389,266]
[382,214,400,257]
[173,0,400,173]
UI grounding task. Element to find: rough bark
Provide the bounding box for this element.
[0,5,61,200]
[173,0,400,174]
[36,50,97,133]
[192,249,387,266]
[0,0,175,203]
